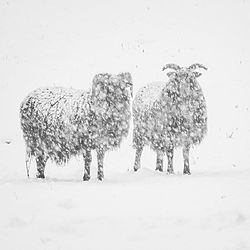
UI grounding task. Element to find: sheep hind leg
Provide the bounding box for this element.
[183,144,191,175]
[167,146,174,174]
[134,147,143,172]
[25,148,32,178]
[97,148,104,181]
[83,150,92,181]
[36,155,48,179]
[155,151,164,172]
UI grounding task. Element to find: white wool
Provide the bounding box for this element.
[133,82,166,113]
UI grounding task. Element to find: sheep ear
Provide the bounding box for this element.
[167,72,177,78]
[194,72,202,78]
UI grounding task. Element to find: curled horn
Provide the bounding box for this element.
[188,63,208,71]
[162,64,181,71]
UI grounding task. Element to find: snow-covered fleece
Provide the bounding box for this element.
[20,72,132,179]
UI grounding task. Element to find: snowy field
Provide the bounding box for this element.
[1,142,250,250]
[1,0,250,249]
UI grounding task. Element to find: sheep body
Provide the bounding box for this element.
[20,72,132,180]
[133,64,207,174]
[21,87,91,164]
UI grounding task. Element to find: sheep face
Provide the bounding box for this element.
[166,67,204,96]
[133,63,207,174]
[91,72,133,150]
[91,72,132,108]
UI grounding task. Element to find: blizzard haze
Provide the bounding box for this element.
[1,0,250,249]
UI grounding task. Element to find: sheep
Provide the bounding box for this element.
[20,72,133,181]
[133,63,207,174]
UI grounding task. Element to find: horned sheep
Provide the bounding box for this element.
[133,64,207,174]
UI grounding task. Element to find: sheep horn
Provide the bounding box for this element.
[162,64,181,71]
[188,64,208,71]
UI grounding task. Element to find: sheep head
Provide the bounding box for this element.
[91,72,133,115]
[162,63,207,97]
[92,72,132,97]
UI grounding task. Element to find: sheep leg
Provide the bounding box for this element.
[25,148,32,178]
[167,146,174,174]
[183,144,191,175]
[156,151,164,172]
[35,155,47,179]
[97,148,104,181]
[83,150,92,181]
[134,147,143,171]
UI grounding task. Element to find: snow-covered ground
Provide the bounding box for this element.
[1,0,250,249]
[1,142,250,250]
[1,133,250,250]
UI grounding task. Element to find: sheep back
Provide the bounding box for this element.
[20,87,92,164]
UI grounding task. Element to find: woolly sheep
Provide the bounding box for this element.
[20,72,133,181]
[133,64,207,174]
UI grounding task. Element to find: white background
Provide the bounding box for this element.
[0,0,250,249]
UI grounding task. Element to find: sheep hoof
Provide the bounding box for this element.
[183,170,191,175]
[36,173,45,179]
[167,170,174,175]
[97,176,103,181]
[156,168,163,172]
[83,175,90,181]
[134,166,140,172]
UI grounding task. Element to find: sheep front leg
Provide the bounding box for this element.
[167,146,174,174]
[134,147,143,171]
[83,150,92,181]
[97,148,104,181]
[183,144,191,175]
[156,151,164,172]
[36,155,48,179]
[25,148,32,178]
